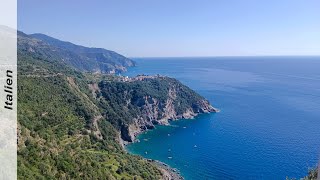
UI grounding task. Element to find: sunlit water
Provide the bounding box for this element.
[124,57,320,179]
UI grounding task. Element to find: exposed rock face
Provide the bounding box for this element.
[124,90,217,142]
[98,75,218,142]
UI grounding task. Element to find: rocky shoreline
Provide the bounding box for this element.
[149,159,184,180]
[124,108,219,143]
[122,110,219,179]
[122,139,183,179]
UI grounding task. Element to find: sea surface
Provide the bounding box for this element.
[124,57,320,179]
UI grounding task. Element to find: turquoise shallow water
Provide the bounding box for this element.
[124,57,320,179]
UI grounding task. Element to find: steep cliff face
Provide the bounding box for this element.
[124,87,216,142]
[97,75,218,142]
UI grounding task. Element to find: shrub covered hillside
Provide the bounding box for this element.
[17,60,162,179]
[17,30,216,179]
[18,31,135,74]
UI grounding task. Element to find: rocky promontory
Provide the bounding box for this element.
[97,75,218,142]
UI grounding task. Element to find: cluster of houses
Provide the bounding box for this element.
[118,74,164,82]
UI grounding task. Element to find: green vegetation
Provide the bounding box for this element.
[17,33,162,179]
[17,75,162,179]
[98,77,206,130]
[17,31,213,179]
[18,31,135,74]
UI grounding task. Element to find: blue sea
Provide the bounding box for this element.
[124,57,320,179]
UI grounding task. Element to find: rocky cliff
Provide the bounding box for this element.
[97,75,218,142]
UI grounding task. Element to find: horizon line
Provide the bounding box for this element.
[129,55,320,59]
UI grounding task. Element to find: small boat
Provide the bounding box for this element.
[145,151,148,154]
[168,156,173,159]
[194,145,197,148]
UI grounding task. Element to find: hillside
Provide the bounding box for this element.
[17,31,217,179]
[96,75,217,142]
[18,31,135,74]
[18,58,162,179]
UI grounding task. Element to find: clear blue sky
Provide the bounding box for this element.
[18,0,320,57]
